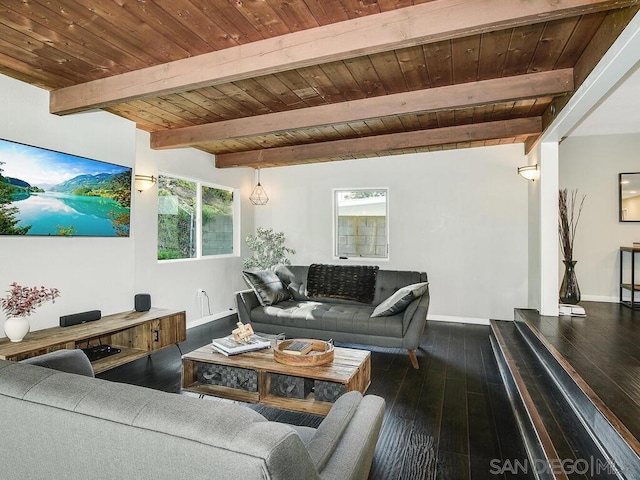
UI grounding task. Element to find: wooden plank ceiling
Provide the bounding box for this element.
[0,0,638,168]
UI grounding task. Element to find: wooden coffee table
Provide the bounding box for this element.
[181,343,370,416]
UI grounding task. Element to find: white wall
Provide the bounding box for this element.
[0,74,254,337]
[560,133,640,301]
[134,131,253,325]
[0,75,136,333]
[254,145,530,322]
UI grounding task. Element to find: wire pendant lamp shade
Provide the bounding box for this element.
[249,169,269,205]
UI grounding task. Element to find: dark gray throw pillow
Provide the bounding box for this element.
[242,270,292,306]
[371,282,428,317]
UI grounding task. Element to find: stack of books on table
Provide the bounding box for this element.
[211,334,271,356]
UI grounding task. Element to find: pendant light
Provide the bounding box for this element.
[249,168,269,205]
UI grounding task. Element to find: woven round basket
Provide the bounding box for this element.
[273,339,334,366]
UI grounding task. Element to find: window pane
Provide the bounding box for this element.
[157,175,197,260]
[202,185,234,256]
[336,189,388,258]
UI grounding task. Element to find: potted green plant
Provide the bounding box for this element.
[243,227,295,270]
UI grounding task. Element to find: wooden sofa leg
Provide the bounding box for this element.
[408,349,419,369]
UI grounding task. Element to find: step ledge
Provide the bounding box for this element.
[515,309,640,460]
[490,320,568,480]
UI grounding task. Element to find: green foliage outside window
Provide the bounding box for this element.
[157,175,196,260]
[157,175,236,260]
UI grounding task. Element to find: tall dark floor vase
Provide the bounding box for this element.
[559,260,581,304]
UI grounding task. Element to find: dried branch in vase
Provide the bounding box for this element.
[558,188,585,261]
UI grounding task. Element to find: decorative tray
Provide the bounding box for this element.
[273,338,334,366]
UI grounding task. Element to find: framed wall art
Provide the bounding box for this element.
[0,138,131,237]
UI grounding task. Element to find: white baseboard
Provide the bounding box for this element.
[427,314,490,326]
[187,309,237,329]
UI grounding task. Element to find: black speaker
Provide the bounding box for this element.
[59,310,101,327]
[134,293,151,312]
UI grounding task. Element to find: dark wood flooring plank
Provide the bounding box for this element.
[446,323,466,380]
[373,355,434,479]
[368,352,413,480]
[425,321,451,374]
[464,325,490,395]
[398,430,438,480]
[439,377,469,456]
[398,338,449,479]
[437,451,470,480]
[467,392,502,468]
[470,455,506,480]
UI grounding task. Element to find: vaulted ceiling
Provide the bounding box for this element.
[0,0,638,168]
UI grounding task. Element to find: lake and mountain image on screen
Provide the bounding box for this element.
[0,138,131,237]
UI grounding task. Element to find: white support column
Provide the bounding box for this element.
[538,142,559,316]
[527,141,559,316]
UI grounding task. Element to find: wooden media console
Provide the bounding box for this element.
[0,308,186,374]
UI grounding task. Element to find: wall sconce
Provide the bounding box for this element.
[249,168,269,205]
[517,165,539,181]
[134,174,157,192]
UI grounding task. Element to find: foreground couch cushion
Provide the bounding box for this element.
[250,300,404,338]
[0,356,385,480]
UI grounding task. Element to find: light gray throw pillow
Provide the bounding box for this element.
[371,282,428,317]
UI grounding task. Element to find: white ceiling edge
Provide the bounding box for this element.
[570,60,640,137]
[534,13,640,146]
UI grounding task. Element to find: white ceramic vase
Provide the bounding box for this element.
[4,316,30,342]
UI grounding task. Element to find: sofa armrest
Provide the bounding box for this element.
[314,392,385,480]
[306,391,361,470]
[235,288,261,324]
[19,349,95,377]
[401,285,430,349]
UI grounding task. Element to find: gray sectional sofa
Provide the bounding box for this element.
[237,264,430,369]
[0,350,385,480]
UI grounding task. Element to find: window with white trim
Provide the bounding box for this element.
[157,173,239,261]
[334,188,388,259]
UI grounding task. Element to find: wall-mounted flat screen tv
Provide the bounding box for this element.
[0,138,131,237]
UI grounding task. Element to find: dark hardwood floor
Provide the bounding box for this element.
[98,318,531,479]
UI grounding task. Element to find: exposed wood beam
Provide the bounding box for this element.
[215,117,542,168]
[50,0,633,115]
[151,70,572,149]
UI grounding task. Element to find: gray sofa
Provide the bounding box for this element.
[237,264,430,368]
[0,350,385,480]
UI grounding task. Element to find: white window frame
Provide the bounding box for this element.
[332,187,389,260]
[157,172,240,263]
